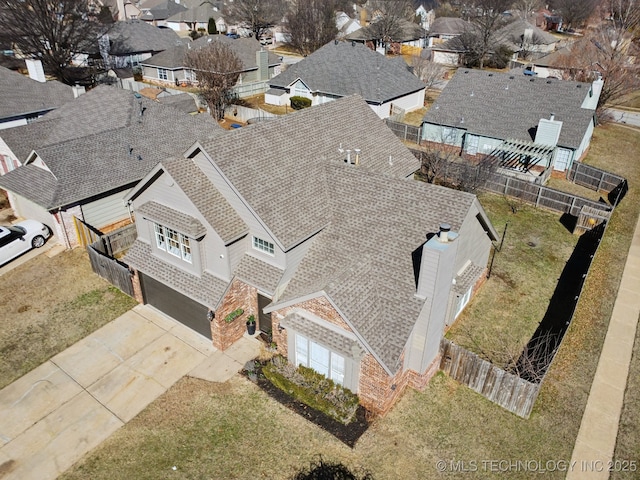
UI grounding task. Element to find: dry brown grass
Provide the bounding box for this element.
[0,249,137,388]
[61,124,640,480]
[240,94,289,115]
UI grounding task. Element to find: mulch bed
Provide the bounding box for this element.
[244,362,370,448]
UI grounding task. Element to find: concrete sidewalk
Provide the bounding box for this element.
[0,305,260,480]
[567,218,640,479]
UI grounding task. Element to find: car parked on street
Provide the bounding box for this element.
[0,220,51,266]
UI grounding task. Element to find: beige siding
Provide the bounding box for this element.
[81,191,130,230]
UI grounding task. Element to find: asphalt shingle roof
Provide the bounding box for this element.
[269,41,425,104]
[161,157,247,244]
[0,86,223,209]
[428,17,472,36]
[233,254,284,295]
[422,68,596,149]
[0,67,75,121]
[103,20,185,55]
[142,36,281,71]
[345,18,427,42]
[198,95,420,250]
[494,19,559,50]
[137,201,207,238]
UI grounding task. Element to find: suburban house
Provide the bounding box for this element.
[336,11,362,39]
[0,86,222,248]
[0,65,78,175]
[165,4,226,34]
[83,19,185,70]
[122,95,498,415]
[427,16,473,65]
[345,18,428,54]
[142,35,282,87]
[421,69,603,175]
[265,40,426,119]
[138,0,188,26]
[494,19,559,61]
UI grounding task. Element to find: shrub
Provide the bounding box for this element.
[208,17,217,34]
[224,308,244,323]
[290,96,311,110]
[263,356,360,424]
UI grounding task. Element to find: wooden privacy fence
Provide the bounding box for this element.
[101,224,137,257]
[567,162,626,193]
[73,216,101,247]
[385,119,422,144]
[484,173,613,217]
[87,240,134,297]
[440,339,540,418]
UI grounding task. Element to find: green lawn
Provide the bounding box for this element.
[62,124,640,479]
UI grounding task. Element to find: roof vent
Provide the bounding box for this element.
[550,113,555,121]
[576,84,582,88]
[335,39,338,45]
[547,80,552,84]
[488,73,493,77]
[470,91,474,96]
[509,75,514,79]
[438,223,451,243]
[388,155,393,166]
[351,40,355,46]
[530,78,535,82]
[464,70,469,74]
[354,148,361,165]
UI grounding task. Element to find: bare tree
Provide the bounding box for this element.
[365,0,415,50]
[549,3,640,113]
[185,42,243,120]
[285,0,339,56]
[462,0,514,68]
[548,0,599,30]
[511,0,543,20]
[222,0,286,39]
[410,54,447,90]
[0,0,107,84]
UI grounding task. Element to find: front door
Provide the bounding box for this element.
[258,293,272,335]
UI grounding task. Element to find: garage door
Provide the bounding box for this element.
[140,273,212,339]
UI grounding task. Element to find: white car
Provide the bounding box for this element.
[0,220,51,266]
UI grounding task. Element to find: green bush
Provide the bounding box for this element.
[208,17,217,34]
[224,308,244,323]
[290,96,311,110]
[263,356,359,424]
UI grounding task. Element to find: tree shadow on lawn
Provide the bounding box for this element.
[243,362,370,448]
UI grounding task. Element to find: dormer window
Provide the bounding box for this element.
[154,223,192,263]
[252,236,274,255]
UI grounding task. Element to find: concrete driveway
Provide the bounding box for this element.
[0,305,260,480]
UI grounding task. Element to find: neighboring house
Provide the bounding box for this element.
[422,68,603,174]
[345,18,428,53]
[336,11,361,39]
[494,19,559,61]
[536,9,563,32]
[142,35,282,87]
[99,0,141,20]
[0,86,222,247]
[415,5,436,30]
[166,5,225,33]
[265,40,426,119]
[85,19,185,69]
[138,0,188,26]
[0,64,78,175]
[427,17,473,65]
[123,95,498,415]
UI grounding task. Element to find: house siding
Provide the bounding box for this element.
[80,191,130,231]
[193,152,286,269]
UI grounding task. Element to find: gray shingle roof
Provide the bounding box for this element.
[0,86,223,210]
[198,95,420,250]
[0,67,75,121]
[428,17,472,36]
[137,201,207,238]
[143,36,281,71]
[138,0,187,21]
[233,254,284,295]
[272,163,476,373]
[268,41,425,104]
[166,3,218,23]
[422,68,595,149]
[494,19,559,50]
[125,240,228,308]
[103,20,185,55]
[345,19,427,42]
[161,158,247,244]
[157,93,199,114]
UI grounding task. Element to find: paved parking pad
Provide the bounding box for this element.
[0,305,261,480]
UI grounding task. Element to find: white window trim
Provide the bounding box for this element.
[295,333,345,386]
[154,223,192,263]
[455,286,472,318]
[252,236,275,255]
[158,68,168,80]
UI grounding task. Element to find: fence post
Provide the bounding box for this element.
[569,196,576,215]
[504,176,510,195]
[536,186,542,208]
[597,172,604,192]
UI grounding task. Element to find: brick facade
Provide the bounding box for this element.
[211,279,257,351]
[270,294,442,416]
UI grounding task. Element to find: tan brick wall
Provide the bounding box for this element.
[211,279,257,350]
[130,268,144,304]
